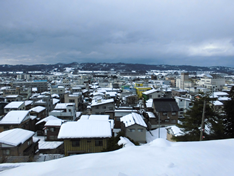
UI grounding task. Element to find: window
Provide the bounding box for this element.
[162,112,167,116]
[95,139,103,146]
[158,95,161,98]
[172,112,176,116]
[2,149,10,155]
[50,127,55,132]
[69,99,75,103]
[171,120,176,123]
[95,106,99,109]
[28,140,32,146]
[103,106,106,109]
[87,140,91,143]
[138,128,143,132]
[129,128,135,132]
[3,126,9,131]
[72,140,80,147]
[109,107,113,110]
[49,136,56,140]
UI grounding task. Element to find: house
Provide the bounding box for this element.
[142,89,163,100]
[120,112,147,143]
[64,93,83,111]
[174,96,193,118]
[0,111,34,132]
[91,98,115,115]
[114,108,137,128]
[0,128,38,160]
[36,115,63,136]
[152,98,180,128]
[44,119,65,141]
[4,101,25,114]
[33,94,53,116]
[166,126,183,142]
[29,106,47,120]
[49,103,76,121]
[24,100,33,110]
[5,95,23,102]
[58,120,112,156]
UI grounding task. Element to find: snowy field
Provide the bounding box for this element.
[0,137,234,176]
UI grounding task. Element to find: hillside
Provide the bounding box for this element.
[0,62,234,74]
[0,138,233,176]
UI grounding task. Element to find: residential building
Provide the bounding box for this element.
[58,120,112,156]
[152,98,180,128]
[49,103,76,121]
[91,98,115,115]
[64,93,83,111]
[120,112,147,143]
[0,128,38,159]
[4,101,25,114]
[0,111,34,132]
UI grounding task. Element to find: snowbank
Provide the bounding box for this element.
[1,138,234,176]
[117,137,135,147]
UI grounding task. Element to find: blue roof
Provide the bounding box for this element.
[33,80,47,82]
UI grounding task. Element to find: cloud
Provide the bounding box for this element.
[0,0,234,66]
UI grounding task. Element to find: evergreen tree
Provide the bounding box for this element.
[223,86,234,138]
[174,95,225,141]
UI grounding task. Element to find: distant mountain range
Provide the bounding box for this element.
[0,62,234,74]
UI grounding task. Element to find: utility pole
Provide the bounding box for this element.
[200,100,206,141]
[158,113,161,138]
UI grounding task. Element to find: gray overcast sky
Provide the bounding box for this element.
[0,0,234,66]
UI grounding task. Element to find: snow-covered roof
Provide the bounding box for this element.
[120,112,147,128]
[213,92,228,97]
[4,101,24,109]
[218,97,231,101]
[30,106,46,113]
[32,87,38,92]
[76,112,82,118]
[58,120,112,139]
[91,98,114,106]
[38,141,63,150]
[51,94,60,98]
[166,125,183,137]
[36,115,61,125]
[213,100,223,106]
[45,119,64,126]
[146,99,153,108]
[53,98,60,105]
[142,89,159,95]
[88,115,110,121]
[25,100,33,106]
[0,128,34,146]
[55,103,75,109]
[0,111,30,124]
[146,112,155,118]
[6,95,19,98]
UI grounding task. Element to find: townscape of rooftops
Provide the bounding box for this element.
[0,64,233,163]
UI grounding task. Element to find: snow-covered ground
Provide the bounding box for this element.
[146,128,168,143]
[1,137,234,176]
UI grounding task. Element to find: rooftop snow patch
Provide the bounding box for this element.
[58,120,112,139]
[0,128,34,146]
[120,112,147,128]
[4,101,24,109]
[0,110,29,124]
